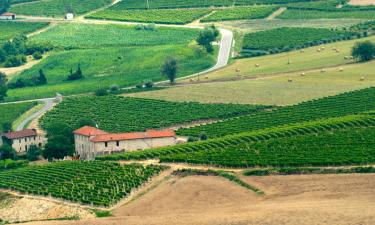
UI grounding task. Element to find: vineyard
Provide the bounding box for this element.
[87,9,212,24]
[29,23,200,49]
[0,160,28,171]
[0,102,35,132]
[0,161,166,206]
[277,9,375,19]
[97,114,375,161]
[0,22,49,44]
[350,20,375,31]
[160,127,375,167]
[40,95,268,133]
[177,87,375,137]
[10,0,112,17]
[241,27,357,55]
[201,6,278,22]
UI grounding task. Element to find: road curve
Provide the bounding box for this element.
[15,98,54,131]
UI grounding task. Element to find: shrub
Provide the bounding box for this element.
[32,51,43,60]
[95,87,108,96]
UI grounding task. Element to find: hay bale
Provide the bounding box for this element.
[255,63,260,67]
[301,72,306,76]
[317,49,321,52]
[344,56,349,59]
[321,69,325,73]
[235,68,240,72]
[300,50,304,53]
[360,77,365,81]
[321,47,325,50]
[288,78,293,82]
[205,76,208,79]
[190,79,194,82]
[339,68,344,72]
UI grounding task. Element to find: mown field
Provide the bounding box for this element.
[0,102,36,132]
[87,8,212,24]
[177,87,375,137]
[0,161,166,206]
[242,27,356,54]
[9,0,112,17]
[161,127,375,167]
[40,95,268,133]
[0,22,49,44]
[29,23,201,48]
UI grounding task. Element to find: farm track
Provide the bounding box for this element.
[266,7,286,20]
[16,98,54,131]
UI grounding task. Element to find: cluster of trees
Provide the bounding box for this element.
[0,0,10,14]
[67,64,84,81]
[0,35,51,68]
[8,69,47,89]
[0,142,41,162]
[352,41,375,62]
[196,25,219,54]
[0,72,7,101]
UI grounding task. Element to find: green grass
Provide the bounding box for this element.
[242,27,356,51]
[0,102,36,132]
[11,102,44,131]
[0,21,49,44]
[40,95,268,133]
[177,87,375,137]
[161,127,375,167]
[6,44,216,101]
[278,9,375,19]
[201,6,278,22]
[10,0,112,17]
[0,161,166,206]
[29,23,200,48]
[87,8,212,24]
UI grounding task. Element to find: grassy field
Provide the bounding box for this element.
[6,44,216,101]
[40,95,268,133]
[29,23,200,48]
[0,102,36,132]
[201,6,278,22]
[278,9,375,19]
[87,8,212,24]
[0,21,49,44]
[10,0,112,17]
[130,60,375,105]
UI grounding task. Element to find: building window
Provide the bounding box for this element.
[105,142,108,147]
[19,139,21,143]
[34,137,36,141]
[25,145,28,151]
[25,138,27,142]
[116,141,119,147]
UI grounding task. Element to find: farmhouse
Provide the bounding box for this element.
[74,126,177,160]
[0,12,16,20]
[0,129,46,153]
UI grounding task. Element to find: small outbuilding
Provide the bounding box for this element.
[65,13,74,20]
[0,12,16,20]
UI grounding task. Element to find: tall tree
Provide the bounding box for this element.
[352,41,375,62]
[161,57,178,84]
[196,25,219,53]
[0,144,16,160]
[0,72,8,101]
[27,145,41,161]
[43,122,75,161]
[37,69,47,85]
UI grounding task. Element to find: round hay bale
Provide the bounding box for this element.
[317,49,321,52]
[301,72,306,76]
[235,68,240,72]
[255,63,260,67]
[288,78,293,82]
[339,68,344,72]
[300,50,304,53]
[336,49,340,53]
[360,77,365,81]
[205,76,208,79]
[321,69,325,73]
[344,56,349,59]
[321,47,325,50]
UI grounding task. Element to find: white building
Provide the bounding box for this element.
[0,129,46,153]
[0,12,16,20]
[73,126,177,160]
[65,13,74,20]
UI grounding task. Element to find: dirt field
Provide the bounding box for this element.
[349,0,375,5]
[21,173,375,225]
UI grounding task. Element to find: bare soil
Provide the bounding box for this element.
[348,0,375,5]
[20,173,375,225]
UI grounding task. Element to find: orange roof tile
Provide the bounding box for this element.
[73,126,108,137]
[90,130,176,143]
[1,12,15,16]
[3,129,37,139]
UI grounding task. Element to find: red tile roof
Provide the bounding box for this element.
[3,129,37,139]
[90,130,176,143]
[73,126,108,137]
[1,12,15,16]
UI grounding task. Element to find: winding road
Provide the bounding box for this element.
[15,98,54,131]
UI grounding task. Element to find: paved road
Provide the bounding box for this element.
[15,98,54,131]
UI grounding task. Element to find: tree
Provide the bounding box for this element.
[43,122,75,161]
[196,25,219,53]
[0,72,7,101]
[352,41,375,62]
[26,145,40,161]
[2,122,12,132]
[0,49,6,63]
[77,118,96,129]
[67,64,84,81]
[0,144,16,160]
[36,69,47,85]
[161,57,178,84]
[95,87,108,96]
[0,0,10,14]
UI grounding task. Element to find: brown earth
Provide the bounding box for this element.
[348,0,375,5]
[20,173,375,225]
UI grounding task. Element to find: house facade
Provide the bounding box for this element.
[0,12,16,20]
[74,126,177,160]
[65,13,74,20]
[0,129,46,153]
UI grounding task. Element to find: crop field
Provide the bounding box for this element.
[242,27,356,53]
[6,44,216,101]
[9,0,39,4]
[9,0,112,17]
[201,6,278,22]
[0,22,49,44]
[40,95,268,133]
[0,161,165,206]
[87,8,212,24]
[29,23,200,48]
[0,102,36,132]
[160,127,375,167]
[177,87,375,137]
[278,9,375,19]
[97,114,375,161]
[112,0,321,9]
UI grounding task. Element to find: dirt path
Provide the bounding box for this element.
[77,0,122,20]
[188,11,217,26]
[0,56,44,77]
[266,7,286,20]
[348,0,375,5]
[27,21,58,37]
